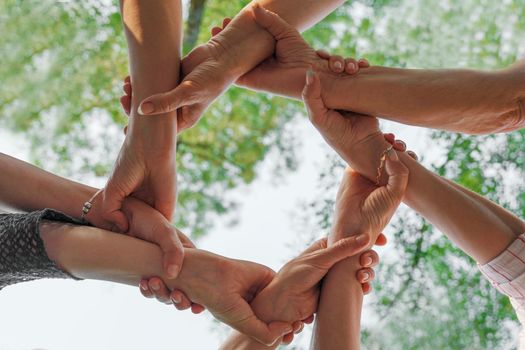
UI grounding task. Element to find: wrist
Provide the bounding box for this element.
[209,8,275,79]
[343,132,392,184]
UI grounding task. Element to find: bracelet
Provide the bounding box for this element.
[375,145,394,186]
[80,188,103,223]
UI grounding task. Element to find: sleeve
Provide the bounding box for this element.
[0,209,84,291]
[478,233,525,307]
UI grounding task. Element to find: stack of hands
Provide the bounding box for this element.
[84,5,418,347]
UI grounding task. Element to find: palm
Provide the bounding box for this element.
[314,108,381,158]
[333,170,399,243]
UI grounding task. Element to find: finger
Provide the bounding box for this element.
[308,234,370,269]
[329,55,345,73]
[302,69,329,127]
[170,290,194,311]
[356,267,375,284]
[407,150,419,161]
[358,58,370,68]
[211,26,222,36]
[138,80,200,116]
[226,302,293,346]
[139,279,154,298]
[222,18,232,28]
[393,139,407,152]
[302,315,315,324]
[375,233,387,246]
[344,58,358,74]
[281,333,293,345]
[101,186,129,233]
[293,321,304,334]
[362,282,372,294]
[148,277,173,305]
[384,149,410,200]
[120,95,131,116]
[176,228,196,248]
[252,4,296,41]
[383,133,396,144]
[191,303,206,314]
[316,49,331,59]
[359,250,379,268]
[123,82,132,96]
[151,222,184,279]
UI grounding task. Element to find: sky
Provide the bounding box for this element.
[0,112,434,349]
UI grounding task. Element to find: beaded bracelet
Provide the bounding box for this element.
[375,145,394,186]
[80,188,103,223]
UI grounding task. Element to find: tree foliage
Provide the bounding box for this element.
[1,0,524,348]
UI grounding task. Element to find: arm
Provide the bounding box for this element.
[39,218,293,345]
[102,0,181,235]
[247,10,525,135]
[303,65,525,263]
[137,1,344,127]
[344,134,525,264]
[0,153,96,219]
[311,258,362,350]
[0,153,191,286]
[324,63,525,134]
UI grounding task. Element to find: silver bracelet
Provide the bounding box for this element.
[81,189,103,223]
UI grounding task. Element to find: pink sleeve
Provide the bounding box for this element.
[479,233,525,307]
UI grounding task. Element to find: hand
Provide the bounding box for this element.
[249,235,369,326]
[170,250,294,346]
[135,30,238,130]
[210,6,368,99]
[303,68,382,161]
[331,159,409,248]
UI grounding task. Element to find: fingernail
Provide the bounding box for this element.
[347,62,357,71]
[306,69,314,85]
[138,102,154,115]
[364,257,373,266]
[362,272,370,281]
[171,295,181,304]
[387,148,399,161]
[140,281,148,291]
[167,265,179,279]
[334,61,343,70]
[151,282,160,292]
[356,234,368,245]
[396,140,406,149]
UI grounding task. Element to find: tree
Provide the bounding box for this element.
[1,0,523,348]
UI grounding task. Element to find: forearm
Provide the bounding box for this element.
[0,153,96,219]
[214,0,343,78]
[343,136,525,263]
[120,0,181,145]
[310,219,363,349]
[325,63,525,134]
[40,220,218,301]
[311,258,362,350]
[400,151,524,263]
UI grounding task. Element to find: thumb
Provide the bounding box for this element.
[308,234,370,269]
[153,223,185,279]
[384,148,409,201]
[101,186,129,233]
[251,4,296,41]
[138,81,200,116]
[302,69,329,127]
[227,302,293,346]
